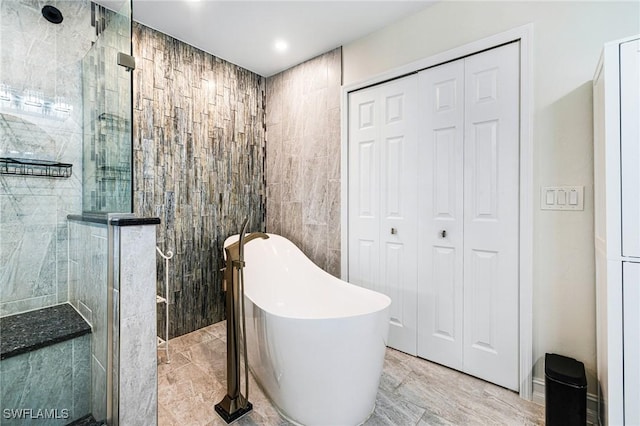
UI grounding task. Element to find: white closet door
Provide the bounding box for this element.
[348,76,419,355]
[623,262,640,425]
[417,59,465,370]
[348,87,381,295]
[462,42,520,390]
[379,77,419,354]
[621,39,640,258]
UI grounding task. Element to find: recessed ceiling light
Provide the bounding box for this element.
[274,39,288,53]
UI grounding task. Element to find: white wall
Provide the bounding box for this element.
[342,1,639,394]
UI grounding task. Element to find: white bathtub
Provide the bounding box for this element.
[225,233,390,426]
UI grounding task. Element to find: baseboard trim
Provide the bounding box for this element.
[532,378,600,425]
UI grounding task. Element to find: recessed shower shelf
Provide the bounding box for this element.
[0,157,72,178]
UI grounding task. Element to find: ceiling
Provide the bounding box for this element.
[98,0,436,77]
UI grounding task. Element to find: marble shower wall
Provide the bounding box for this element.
[265,49,342,276]
[0,335,91,425]
[0,0,95,316]
[68,220,108,421]
[132,23,266,338]
[116,223,158,425]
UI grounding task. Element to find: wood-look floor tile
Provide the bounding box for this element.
[157,351,191,376]
[167,328,216,356]
[159,327,544,426]
[366,388,426,425]
[184,339,227,384]
[201,322,227,342]
[158,404,181,426]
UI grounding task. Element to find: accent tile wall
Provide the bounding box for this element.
[132,23,266,338]
[265,49,342,276]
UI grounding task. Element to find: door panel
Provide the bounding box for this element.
[468,249,499,353]
[417,60,465,368]
[463,41,520,391]
[470,120,498,219]
[349,88,380,292]
[384,136,404,217]
[385,242,404,325]
[348,76,418,355]
[432,246,456,339]
[357,141,376,216]
[379,78,418,355]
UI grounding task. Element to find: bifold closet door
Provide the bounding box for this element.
[417,42,520,390]
[462,42,520,391]
[417,59,465,371]
[348,75,419,355]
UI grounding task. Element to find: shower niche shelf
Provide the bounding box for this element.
[0,157,72,178]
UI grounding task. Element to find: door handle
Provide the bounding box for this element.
[391,227,397,235]
[440,230,447,238]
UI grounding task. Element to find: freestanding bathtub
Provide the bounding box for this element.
[224,234,390,426]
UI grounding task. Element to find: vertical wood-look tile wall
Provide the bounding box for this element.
[132,23,266,338]
[265,48,342,276]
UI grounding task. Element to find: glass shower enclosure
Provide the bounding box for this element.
[0,1,132,424]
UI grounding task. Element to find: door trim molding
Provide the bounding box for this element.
[340,23,534,400]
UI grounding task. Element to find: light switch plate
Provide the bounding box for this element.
[540,186,584,210]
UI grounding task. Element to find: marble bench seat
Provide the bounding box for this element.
[0,303,91,360]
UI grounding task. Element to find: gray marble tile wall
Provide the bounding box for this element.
[265,49,342,277]
[116,224,158,425]
[0,335,91,425]
[69,219,160,424]
[0,0,95,316]
[132,23,266,338]
[68,220,108,422]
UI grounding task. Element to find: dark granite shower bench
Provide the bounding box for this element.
[0,303,91,360]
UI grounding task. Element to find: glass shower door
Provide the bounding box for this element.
[82,1,133,214]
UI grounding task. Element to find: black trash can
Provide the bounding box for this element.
[545,353,587,426]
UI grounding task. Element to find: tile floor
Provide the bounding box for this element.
[158,321,544,425]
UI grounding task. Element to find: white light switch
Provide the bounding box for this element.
[557,190,566,205]
[569,189,578,205]
[541,186,584,211]
[546,190,555,205]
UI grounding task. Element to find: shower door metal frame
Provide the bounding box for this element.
[107,215,119,426]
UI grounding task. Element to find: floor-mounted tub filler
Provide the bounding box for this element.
[223,233,391,426]
[216,219,269,423]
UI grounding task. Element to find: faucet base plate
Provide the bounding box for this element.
[214,398,253,424]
